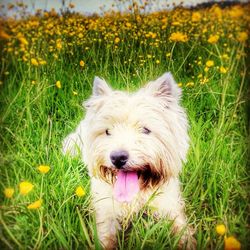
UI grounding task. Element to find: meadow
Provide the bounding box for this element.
[0,1,249,249]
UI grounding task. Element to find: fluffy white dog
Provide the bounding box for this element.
[62,72,196,249]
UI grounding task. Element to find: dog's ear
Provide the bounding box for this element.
[144,72,181,101]
[93,76,112,96]
[84,77,112,109]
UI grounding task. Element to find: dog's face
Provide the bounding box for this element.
[82,73,189,202]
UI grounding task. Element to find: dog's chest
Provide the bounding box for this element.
[115,190,153,220]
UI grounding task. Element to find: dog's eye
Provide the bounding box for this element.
[142,127,151,134]
[105,129,111,136]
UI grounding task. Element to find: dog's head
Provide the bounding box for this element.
[82,72,189,202]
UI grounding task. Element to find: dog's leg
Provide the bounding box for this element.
[92,180,120,250]
[152,178,196,250]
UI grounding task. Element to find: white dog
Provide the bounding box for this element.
[62,72,196,249]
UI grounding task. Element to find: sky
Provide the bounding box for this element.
[1,0,247,16]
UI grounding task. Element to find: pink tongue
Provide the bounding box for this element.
[114,171,139,202]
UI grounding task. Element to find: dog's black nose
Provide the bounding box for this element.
[110,150,129,169]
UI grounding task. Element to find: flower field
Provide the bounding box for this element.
[0,1,249,249]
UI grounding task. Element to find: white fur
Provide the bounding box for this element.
[63,72,196,249]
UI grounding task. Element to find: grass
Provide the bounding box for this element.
[0,2,249,249]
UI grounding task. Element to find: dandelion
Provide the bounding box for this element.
[75,186,85,197]
[156,60,160,64]
[73,91,78,96]
[114,37,120,44]
[19,181,34,195]
[206,60,214,67]
[56,81,61,89]
[80,60,85,67]
[216,224,226,235]
[4,188,14,198]
[220,66,227,74]
[169,32,188,42]
[224,236,241,250]
[208,34,219,44]
[31,58,39,66]
[178,83,182,87]
[237,32,248,43]
[31,80,36,85]
[166,52,171,57]
[37,165,50,174]
[27,199,42,209]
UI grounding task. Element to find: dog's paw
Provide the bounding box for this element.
[62,133,81,156]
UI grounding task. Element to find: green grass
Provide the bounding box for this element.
[0,5,250,250]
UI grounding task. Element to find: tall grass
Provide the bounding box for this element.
[0,2,249,249]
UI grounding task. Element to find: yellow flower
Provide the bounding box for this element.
[31,58,39,66]
[75,186,85,197]
[192,12,201,22]
[37,165,50,174]
[156,60,160,64]
[56,81,61,89]
[18,37,28,46]
[204,65,210,72]
[151,32,157,39]
[224,236,241,250]
[186,82,194,87]
[80,60,85,67]
[206,60,214,68]
[114,37,120,44]
[229,6,244,18]
[220,66,227,74]
[200,77,209,85]
[216,224,226,235]
[56,39,62,49]
[4,188,14,198]
[208,34,219,44]
[222,54,229,60]
[178,83,182,87]
[166,52,171,57]
[39,60,47,65]
[27,199,42,209]
[126,22,132,28]
[19,181,34,195]
[169,32,188,42]
[237,32,248,43]
[73,91,78,96]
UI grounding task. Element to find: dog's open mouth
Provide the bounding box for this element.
[99,165,166,203]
